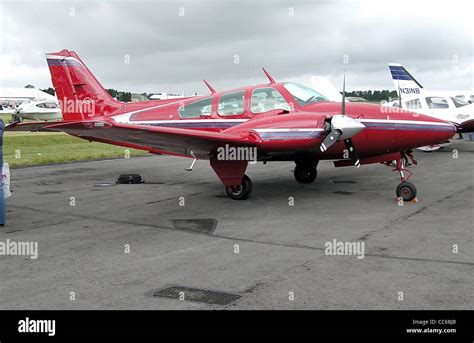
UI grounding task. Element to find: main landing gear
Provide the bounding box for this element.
[385,152,418,202]
[225,175,253,200]
[209,159,253,200]
[294,160,318,184]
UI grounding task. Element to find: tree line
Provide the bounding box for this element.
[105,89,132,102]
[346,90,397,102]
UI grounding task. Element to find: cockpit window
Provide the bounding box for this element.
[451,97,468,108]
[251,87,290,113]
[283,82,329,107]
[218,91,245,116]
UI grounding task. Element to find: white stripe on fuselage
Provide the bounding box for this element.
[124,119,248,124]
[254,128,324,132]
[360,119,452,127]
[111,111,452,129]
[112,102,197,123]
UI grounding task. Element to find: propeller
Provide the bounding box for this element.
[319,73,364,168]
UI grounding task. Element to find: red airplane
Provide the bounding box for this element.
[8,49,455,201]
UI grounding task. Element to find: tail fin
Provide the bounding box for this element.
[388,63,423,97]
[46,49,122,120]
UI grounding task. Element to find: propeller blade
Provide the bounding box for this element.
[319,74,366,156]
[344,138,360,168]
[341,72,346,116]
[320,129,342,152]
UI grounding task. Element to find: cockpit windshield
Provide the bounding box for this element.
[283,82,329,107]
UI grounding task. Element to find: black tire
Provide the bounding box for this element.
[226,175,252,200]
[294,165,317,184]
[396,181,417,201]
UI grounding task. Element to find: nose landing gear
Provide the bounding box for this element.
[385,152,418,202]
[396,181,417,202]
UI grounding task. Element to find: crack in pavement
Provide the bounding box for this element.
[5,203,474,268]
[357,185,473,242]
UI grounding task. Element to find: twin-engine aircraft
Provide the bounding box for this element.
[7,50,456,201]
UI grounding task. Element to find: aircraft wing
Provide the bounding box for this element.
[6,120,256,159]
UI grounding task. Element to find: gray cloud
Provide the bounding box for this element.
[1,0,472,94]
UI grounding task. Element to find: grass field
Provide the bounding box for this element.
[0,114,14,124]
[3,132,148,168]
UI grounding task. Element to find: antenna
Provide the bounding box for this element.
[397,79,402,108]
[203,79,216,94]
[262,67,275,84]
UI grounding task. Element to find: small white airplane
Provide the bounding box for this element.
[15,99,62,121]
[385,63,474,134]
[0,87,62,122]
[149,91,193,100]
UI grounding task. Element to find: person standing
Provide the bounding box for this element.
[0,119,5,225]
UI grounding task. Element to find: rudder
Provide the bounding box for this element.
[46,49,122,120]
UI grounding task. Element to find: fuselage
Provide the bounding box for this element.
[107,82,455,161]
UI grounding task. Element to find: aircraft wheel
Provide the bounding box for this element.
[294,164,317,184]
[396,182,417,201]
[226,175,252,200]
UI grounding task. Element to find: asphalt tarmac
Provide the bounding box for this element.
[1,139,473,310]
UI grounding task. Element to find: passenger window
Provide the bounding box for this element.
[218,91,245,116]
[179,97,213,118]
[405,99,421,109]
[425,97,449,109]
[251,87,290,113]
[451,97,468,108]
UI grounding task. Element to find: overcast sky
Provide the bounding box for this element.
[0,0,473,95]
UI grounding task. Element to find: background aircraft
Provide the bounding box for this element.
[385,63,474,134]
[7,50,456,201]
[0,87,61,121]
[15,100,62,121]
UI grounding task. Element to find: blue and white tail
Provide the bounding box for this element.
[388,63,423,97]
